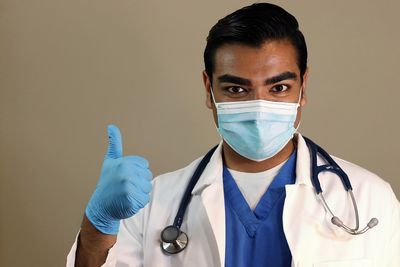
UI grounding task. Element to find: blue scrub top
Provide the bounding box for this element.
[223,150,297,267]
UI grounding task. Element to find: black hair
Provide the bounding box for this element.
[204,3,308,83]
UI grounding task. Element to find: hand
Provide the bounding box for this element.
[85,125,153,235]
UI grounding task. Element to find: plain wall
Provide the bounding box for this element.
[0,1,399,266]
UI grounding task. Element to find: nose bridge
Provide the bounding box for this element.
[252,86,273,101]
[253,88,263,100]
[253,86,266,100]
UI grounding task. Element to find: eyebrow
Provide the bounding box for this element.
[265,71,298,85]
[217,74,251,86]
[217,71,298,86]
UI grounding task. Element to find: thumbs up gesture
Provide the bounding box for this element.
[85,125,153,235]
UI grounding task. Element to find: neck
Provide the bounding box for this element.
[222,138,295,173]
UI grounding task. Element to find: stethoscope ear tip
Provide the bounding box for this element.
[331,216,379,235]
[367,218,379,228]
[331,216,343,227]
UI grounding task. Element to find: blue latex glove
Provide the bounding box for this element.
[85,125,153,235]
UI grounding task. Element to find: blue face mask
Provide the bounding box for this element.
[210,88,301,161]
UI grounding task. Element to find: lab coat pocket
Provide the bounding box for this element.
[313,258,372,267]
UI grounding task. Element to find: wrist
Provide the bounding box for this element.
[75,215,117,267]
[79,215,118,250]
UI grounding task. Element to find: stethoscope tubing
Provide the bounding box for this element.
[173,145,218,228]
[161,137,378,255]
[303,136,352,193]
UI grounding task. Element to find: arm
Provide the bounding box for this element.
[383,191,400,267]
[75,216,117,267]
[67,211,146,267]
[373,182,400,267]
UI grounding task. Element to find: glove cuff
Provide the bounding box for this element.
[85,205,120,235]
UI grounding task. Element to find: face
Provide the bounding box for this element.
[202,40,308,128]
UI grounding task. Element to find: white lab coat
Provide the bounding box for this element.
[67,134,400,267]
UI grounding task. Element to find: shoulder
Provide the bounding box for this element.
[150,156,203,202]
[153,156,203,185]
[332,156,387,186]
[121,156,204,232]
[330,155,397,203]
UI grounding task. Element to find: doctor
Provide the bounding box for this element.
[68,3,400,267]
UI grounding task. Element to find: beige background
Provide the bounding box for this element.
[0,0,399,266]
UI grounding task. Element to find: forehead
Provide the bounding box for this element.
[214,40,300,81]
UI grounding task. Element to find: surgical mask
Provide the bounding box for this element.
[210,87,302,162]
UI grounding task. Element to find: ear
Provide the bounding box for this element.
[202,70,213,109]
[300,67,309,107]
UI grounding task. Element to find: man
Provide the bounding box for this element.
[67,3,400,267]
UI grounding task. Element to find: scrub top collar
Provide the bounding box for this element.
[191,133,313,196]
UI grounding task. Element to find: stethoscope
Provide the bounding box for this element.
[160,137,379,255]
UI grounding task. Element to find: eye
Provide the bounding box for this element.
[271,84,289,93]
[226,86,246,94]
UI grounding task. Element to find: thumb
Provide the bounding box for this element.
[105,124,123,159]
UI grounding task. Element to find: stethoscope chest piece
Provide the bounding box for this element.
[160,225,188,255]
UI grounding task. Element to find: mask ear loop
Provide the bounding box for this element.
[209,85,219,108]
[209,85,222,133]
[296,87,304,107]
[294,87,304,132]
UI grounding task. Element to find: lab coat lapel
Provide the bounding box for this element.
[192,142,226,267]
[283,134,325,264]
[294,134,353,238]
[283,134,355,265]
